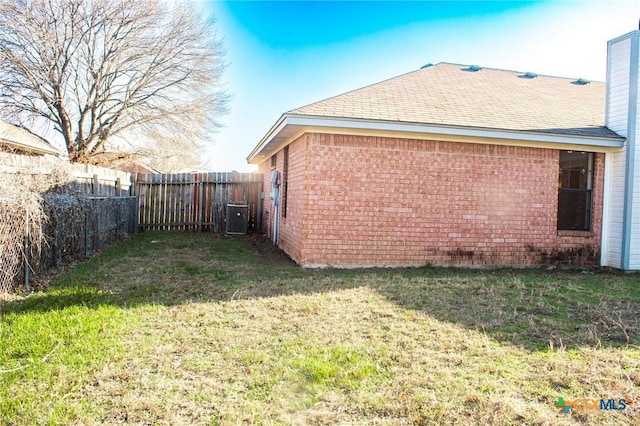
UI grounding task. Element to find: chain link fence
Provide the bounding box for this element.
[0,193,43,294]
[0,200,21,293]
[0,151,138,294]
[0,195,138,293]
[82,196,138,256]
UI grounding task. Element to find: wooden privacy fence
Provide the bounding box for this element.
[72,163,131,196]
[0,152,132,196]
[132,172,263,232]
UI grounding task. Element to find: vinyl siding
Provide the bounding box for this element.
[627,36,640,269]
[606,38,631,134]
[605,36,632,268]
[606,149,626,268]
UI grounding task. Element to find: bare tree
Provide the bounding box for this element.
[0,0,227,165]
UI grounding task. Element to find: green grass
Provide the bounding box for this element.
[0,287,126,424]
[1,232,639,425]
[292,345,381,388]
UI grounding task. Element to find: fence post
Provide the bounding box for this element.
[130,174,140,233]
[84,201,90,257]
[115,198,120,240]
[130,173,137,197]
[134,196,140,233]
[92,174,99,195]
[198,180,204,232]
[257,181,263,231]
[23,208,30,291]
[116,177,122,196]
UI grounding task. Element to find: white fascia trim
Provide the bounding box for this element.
[246,114,288,162]
[247,114,625,163]
[290,115,625,147]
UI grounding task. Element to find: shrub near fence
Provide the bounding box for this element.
[0,195,137,293]
[0,197,41,293]
[82,196,138,255]
[0,152,137,293]
[40,195,138,263]
[1,150,263,292]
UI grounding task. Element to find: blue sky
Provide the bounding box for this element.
[201,0,640,172]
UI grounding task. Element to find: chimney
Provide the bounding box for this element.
[606,31,639,135]
[604,30,639,269]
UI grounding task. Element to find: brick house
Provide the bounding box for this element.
[247,30,640,269]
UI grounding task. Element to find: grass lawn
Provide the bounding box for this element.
[1,232,639,425]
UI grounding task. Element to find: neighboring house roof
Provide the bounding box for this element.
[90,152,160,174]
[248,62,624,164]
[0,119,63,156]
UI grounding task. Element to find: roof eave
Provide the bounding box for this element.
[247,114,625,164]
[0,137,65,156]
[246,114,289,163]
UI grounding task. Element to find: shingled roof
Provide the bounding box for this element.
[291,62,618,138]
[248,62,624,164]
[0,119,63,155]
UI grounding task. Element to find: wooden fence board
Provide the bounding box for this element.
[2,152,265,234]
[132,172,263,233]
[0,152,132,196]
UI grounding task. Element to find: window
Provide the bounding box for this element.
[270,154,277,169]
[282,146,289,218]
[558,151,593,231]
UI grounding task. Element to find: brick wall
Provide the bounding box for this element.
[258,135,308,262]
[258,159,271,239]
[260,133,604,267]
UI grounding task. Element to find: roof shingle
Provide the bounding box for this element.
[290,62,619,139]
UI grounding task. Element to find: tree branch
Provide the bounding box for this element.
[0,0,227,168]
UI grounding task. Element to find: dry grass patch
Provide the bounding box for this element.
[2,232,639,425]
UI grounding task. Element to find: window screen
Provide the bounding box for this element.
[558,151,593,231]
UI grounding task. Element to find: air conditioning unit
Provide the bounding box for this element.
[226,203,249,235]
